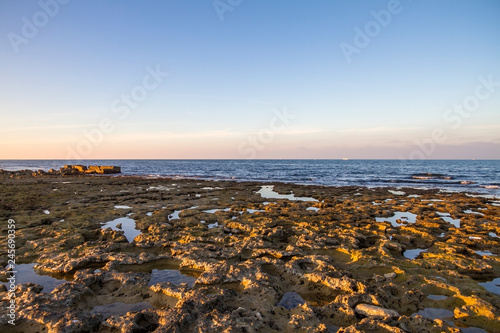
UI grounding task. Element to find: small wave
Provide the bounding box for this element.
[480,185,500,189]
[460,181,476,185]
[411,173,453,180]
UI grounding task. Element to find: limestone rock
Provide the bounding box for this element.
[354,304,400,318]
[277,292,306,310]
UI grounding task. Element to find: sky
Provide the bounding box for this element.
[1,0,499,159]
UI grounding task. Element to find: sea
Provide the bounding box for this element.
[1,159,499,197]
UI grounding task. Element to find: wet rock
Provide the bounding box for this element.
[1,170,499,332]
[277,292,306,310]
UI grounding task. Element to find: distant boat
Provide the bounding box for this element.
[342,158,349,160]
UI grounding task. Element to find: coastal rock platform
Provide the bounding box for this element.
[0,170,498,332]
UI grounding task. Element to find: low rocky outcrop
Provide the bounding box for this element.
[60,165,121,175]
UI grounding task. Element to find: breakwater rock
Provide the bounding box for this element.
[0,165,122,177]
[59,165,121,175]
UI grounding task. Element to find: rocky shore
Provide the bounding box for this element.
[0,169,499,332]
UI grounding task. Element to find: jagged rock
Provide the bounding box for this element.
[277,292,306,310]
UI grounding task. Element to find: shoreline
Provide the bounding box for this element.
[2,159,499,197]
[2,167,499,199]
[0,170,499,332]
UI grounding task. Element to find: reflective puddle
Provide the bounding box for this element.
[413,307,453,320]
[207,222,220,229]
[115,259,200,287]
[427,294,448,300]
[474,250,494,256]
[168,210,182,220]
[388,190,405,195]
[403,249,427,260]
[478,277,500,296]
[114,205,132,209]
[204,208,231,214]
[257,185,318,202]
[90,302,153,319]
[376,212,417,227]
[463,210,484,216]
[437,212,461,228]
[149,269,196,287]
[101,217,141,242]
[3,263,67,293]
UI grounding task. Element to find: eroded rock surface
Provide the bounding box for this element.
[0,170,499,332]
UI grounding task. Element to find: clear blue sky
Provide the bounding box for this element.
[1,0,499,159]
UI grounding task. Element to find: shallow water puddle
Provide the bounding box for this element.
[474,250,494,256]
[168,210,182,220]
[463,209,484,216]
[413,307,453,320]
[114,205,132,209]
[257,185,318,202]
[306,207,320,212]
[204,208,231,214]
[207,222,220,229]
[149,269,197,287]
[375,211,417,227]
[403,249,427,260]
[246,209,265,214]
[90,302,153,319]
[388,190,405,195]
[478,277,500,296]
[101,217,141,242]
[459,327,488,333]
[437,212,461,228]
[489,232,499,239]
[427,294,448,300]
[147,185,173,191]
[3,263,67,293]
[116,259,200,287]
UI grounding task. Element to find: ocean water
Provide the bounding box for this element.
[1,159,499,196]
